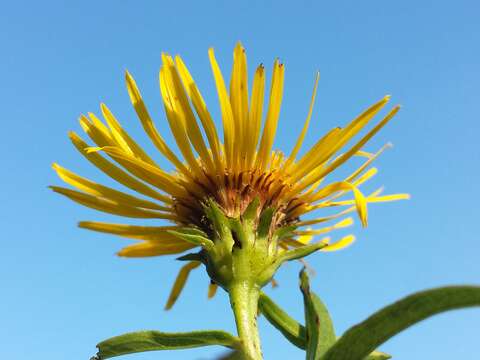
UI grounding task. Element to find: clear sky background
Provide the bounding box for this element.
[1,1,479,359]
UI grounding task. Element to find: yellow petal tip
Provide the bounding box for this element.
[85,146,103,154]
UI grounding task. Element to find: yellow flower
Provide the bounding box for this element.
[51,42,408,309]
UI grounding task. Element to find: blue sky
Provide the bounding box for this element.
[1,1,479,359]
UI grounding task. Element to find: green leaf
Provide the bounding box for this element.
[258,292,307,349]
[323,286,480,360]
[300,269,336,360]
[364,350,391,360]
[96,330,240,359]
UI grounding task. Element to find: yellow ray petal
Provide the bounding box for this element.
[280,236,330,248]
[100,104,136,157]
[294,204,355,225]
[299,105,400,192]
[320,95,391,163]
[165,261,202,310]
[174,57,223,172]
[159,65,205,178]
[285,72,320,169]
[292,96,392,188]
[320,235,356,252]
[328,193,411,206]
[296,217,354,235]
[246,64,266,167]
[298,187,385,218]
[291,127,342,182]
[368,193,411,202]
[307,181,368,226]
[52,163,168,211]
[230,42,249,170]
[118,241,194,257]
[125,71,194,178]
[346,143,392,183]
[256,59,285,171]
[317,167,378,206]
[79,114,116,148]
[161,55,215,173]
[269,151,285,170]
[297,233,313,244]
[209,47,235,169]
[50,186,176,219]
[92,146,189,198]
[353,167,378,186]
[208,282,218,299]
[87,112,112,139]
[69,132,172,204]
[77,221,189,242]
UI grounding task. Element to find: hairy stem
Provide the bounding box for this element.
[229,281,262,360]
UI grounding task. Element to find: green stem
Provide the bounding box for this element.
[229,281,262,360]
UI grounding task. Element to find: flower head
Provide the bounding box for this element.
[52,42,408,308]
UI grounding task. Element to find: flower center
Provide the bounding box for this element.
[172,166,301,235]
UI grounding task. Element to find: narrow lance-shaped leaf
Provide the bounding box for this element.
[323,286,480,360]
[258,291,392,359]
[300,269,336,360]
[258,292,307,349]
[95,330,240,359]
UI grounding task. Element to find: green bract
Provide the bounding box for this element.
[173,198,324,291]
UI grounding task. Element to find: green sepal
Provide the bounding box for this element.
[167,230,214,251]
[299,269,336,360]
[323,286,480,360]
[274,225,297,240]
[277,242,327,264]
[178,227,209,237]
[258,292,306,349]
[229,218,248,247]
[204,199,231,238]
[176,252,204,262]
[257,207,275,238]
[95,330,240,359]
[242,197,260,223]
